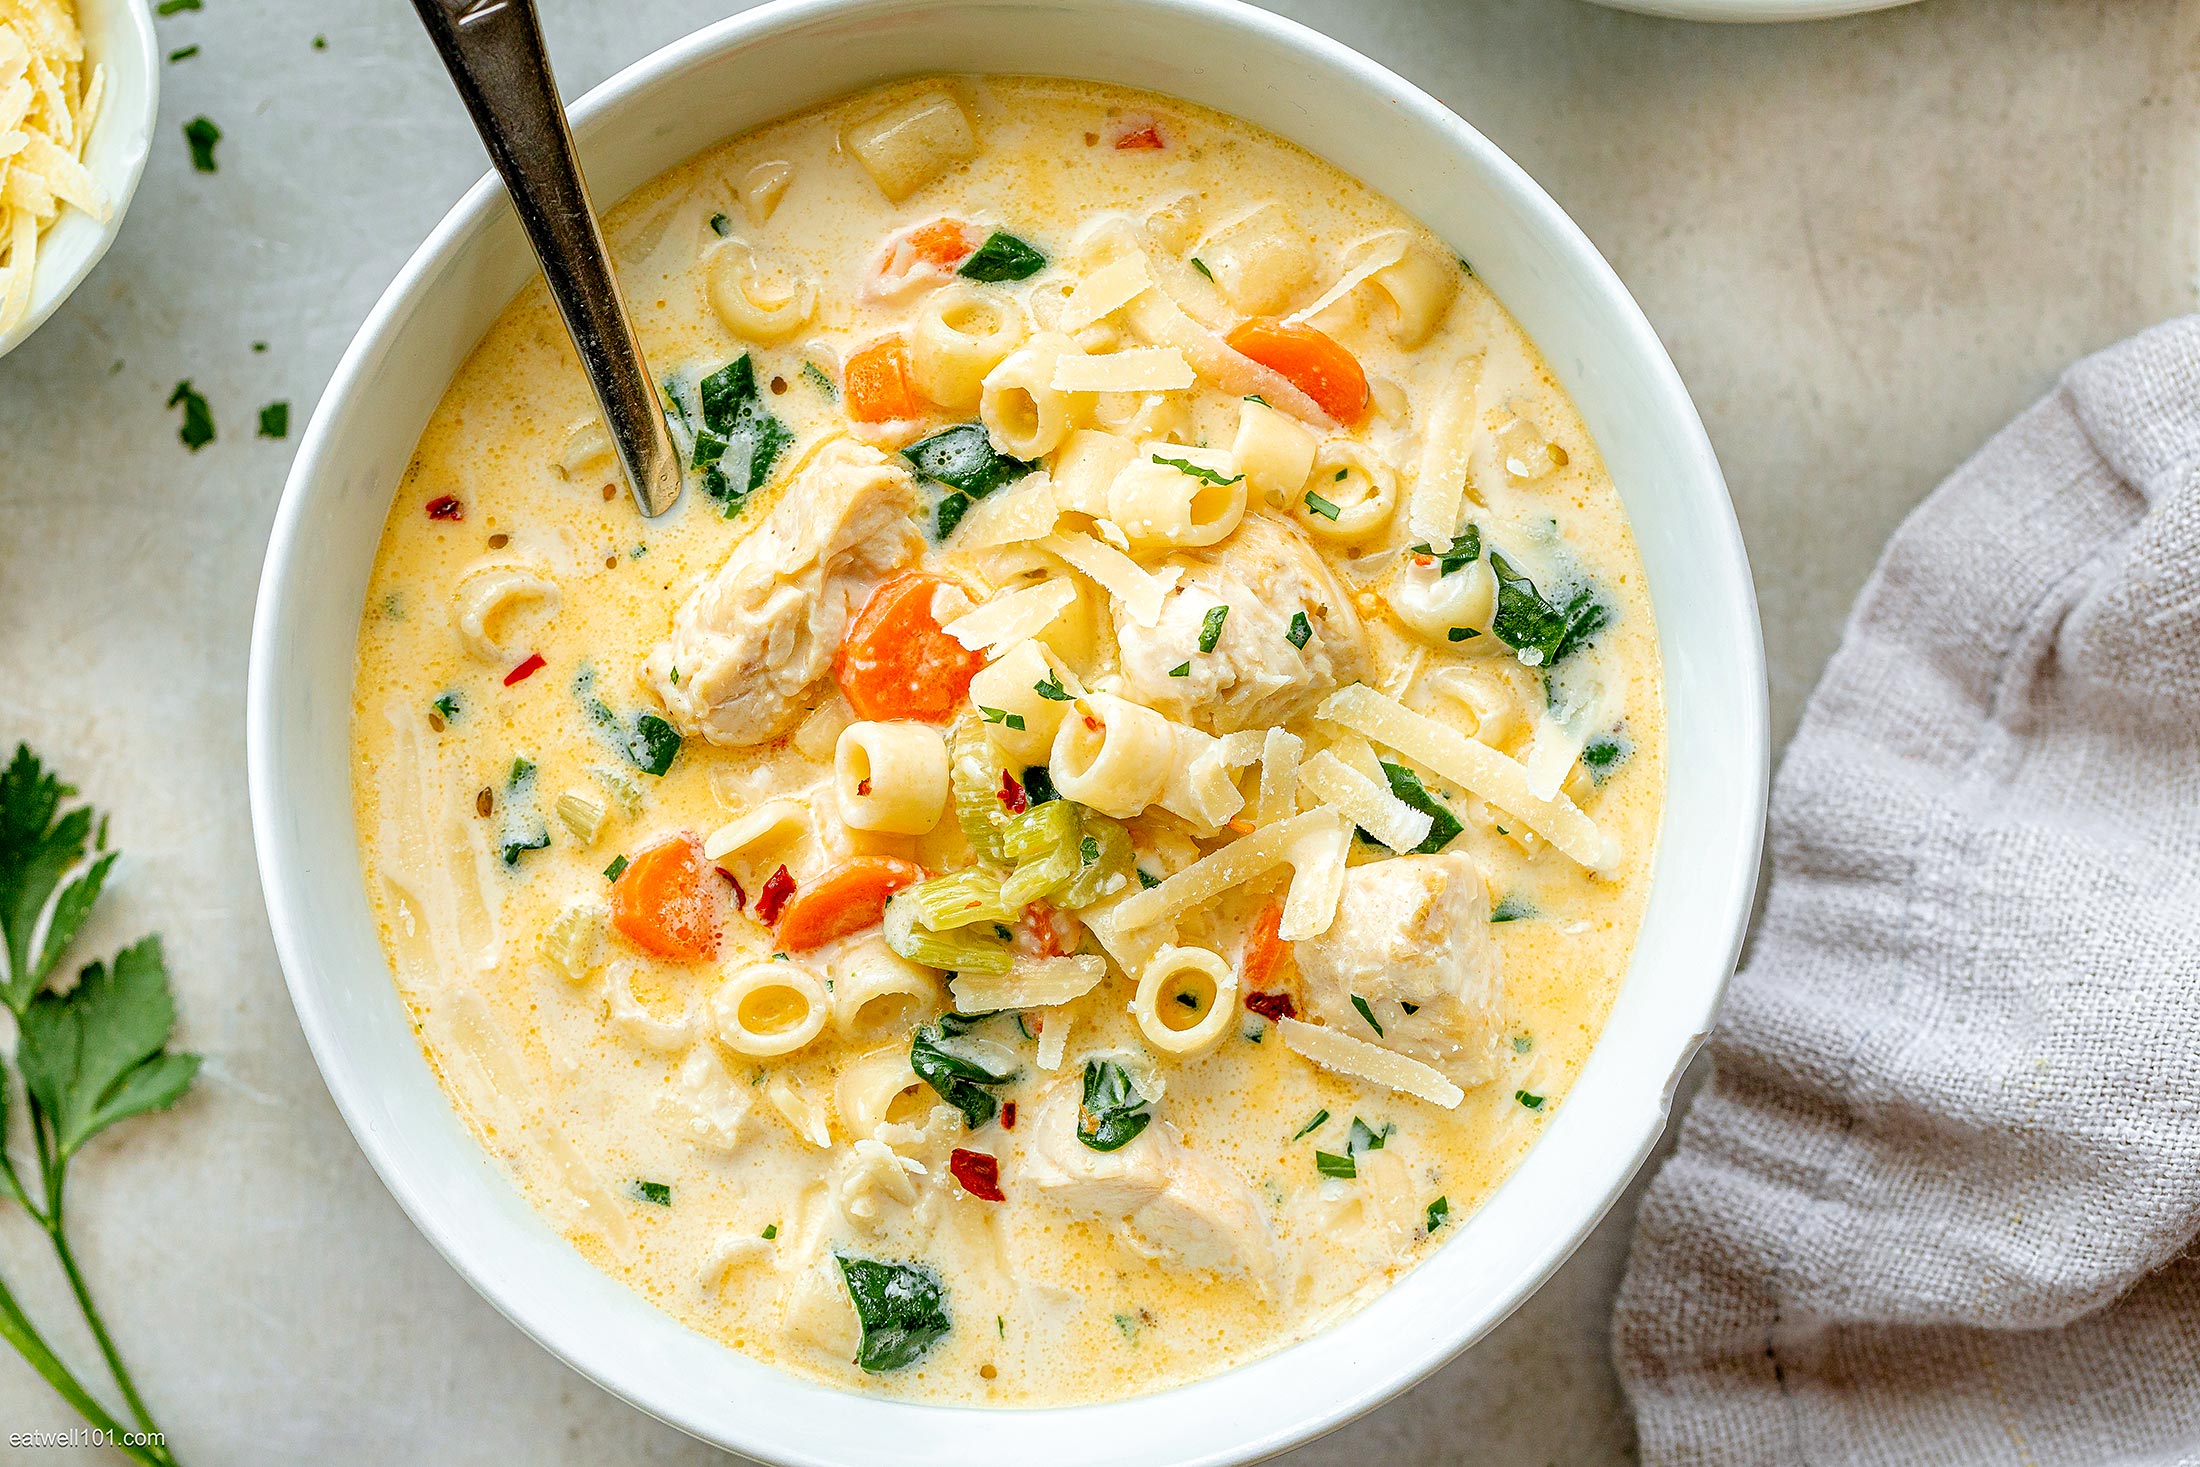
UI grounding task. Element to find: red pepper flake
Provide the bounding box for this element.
[755,864,796,925]
[717,866,747,911]
[1000,1102,1017,1131]
[503,652,546,686]
[997,768,1027,814]
[1112,120,1165,150]
[857,777,872,797]
[425,495,464,520]
[1244,990,1298,1022]
[949,1148,1005,1201]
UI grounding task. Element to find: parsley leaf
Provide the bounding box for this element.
[1151,454,1243,488]
[167,381,214,451]
[1076,1057,1151,1152]
[958,231,1048,282]
[1350,993,1383,1037]
[630,1179,672,1206]
[801,361,838,400]
[1291,1108,1330,1141]
[1516,1089,1546,1111]
[1286,611,1312,650]
[257,401,289,439]
[1034,673,1071,702]
[1198,604,1229,653]
[708,212,732,237]
[1488,551,1607,667]
[1168,661,1191,678]
[1426,1196,1450,1232]
[182,115,220,173]
[1410,523,1482,576]
[979,705,1026,732]
[1315,1150,1356,1180]
[1582,734,1629,780]
[1303,490,1340,521]
[0,747,117,1010]
[837,1255,952,1372]
[17,938,199,1159]
[1490,895,1533,923]
[1190,256,1214,281]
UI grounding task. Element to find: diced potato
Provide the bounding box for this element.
[1196,203,1315,316]
[843,91,980,202]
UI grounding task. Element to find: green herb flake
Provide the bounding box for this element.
[1513,1034,1533,1054]
[603,855,629,882]
[1034,672,1071,702]
[155,0,199,13]
[1189,256,1214,280]
[167,380,214,450]
[431,692,461,721]
[312,33,328,49]
[1315,1150,1356,1180]
[1114,1312,1140,1343]
[1020,765,1059,805]
[1076,1057,1151,1152]
[1448,627,1479,642]
[182,115,221,173]
[257,401,290,439]
[1515,1090,1546,1111]
[1152,454,1243,488]
[1303,490,1340,521]
[762,1222,779,1239]
[1243,393,1268,406]
[708,212,732,237]
[631,1179,672,1207]
[167,44,199,62]
[1079,835,1100,866]
[1581,734,1629,781]
[1426,1196,1450,1232]
[1168,661,1191,678]
[957,231,1048,282]
[837,1255,952,1373]
[1198,604,1230,653]
[1350,993,1384,1038]
[1136,867,1161,890]
[1291,1108,1330,1142]
[979,705,1027,732]
[1286,610,1313,650]
[1348,1117,1393,1155]
[1401,1001,1420,1015]
[1490,896,1532,923]
[1411,524,1482,576]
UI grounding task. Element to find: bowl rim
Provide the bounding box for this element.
[248,0,1769,1460]
[0,0,159,361]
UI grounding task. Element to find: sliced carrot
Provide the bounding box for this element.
[774,856,925,951]
[610,832,720,962]
[844,336,923,423]
[834,571,986,721]
[1111,117,1166,150]
[1224,318,1370,426]
[1239,899,1291,991]
[908,218,974,268]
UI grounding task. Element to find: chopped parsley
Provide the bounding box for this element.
[979,705,1026,732]
[1244,393,1269,406]
[603,855,629,882]
[1189,256,1215,281]
[167,45,198,62]
[837,1255,951,1373]
[762,1223,779,1240]
[1151,454,1243,488]
[1136,867,1161,890]
[1168,662,1191,678]
[575,667,683,777]
[1315,1150,1356,1180]
[1513,1034,1533,1054]
[257,401,290,439]
[1350,993,1384,1037]
[1348,1117,1393,1155]
[1377,761,1462,854]
[1291,1109,1330,1141]
[708,212,732,237]
[903,423,1039,541]
[693,354,794,517]
[1490,896,1533,923]
[1076,1057,1151,1152]
[1581,734,1630,781]
[1197,604,1229,653]
[431,692,461,722]
[1426,1196,1450,1232]
[1034,672,1071,702]
[1303,490,1340,521]
[1411,524,1482,575]
[155,0,199,13]
[182,115,221,173]
[1286,610,1313,649]
[1448,627,1480,642]
[167,380,214,451]
[1488,550,1607,668]
[957,231,1048,282]
[630,1179,672,1207]
[1079,835,1100,865]
[498,758,550,866]
[1515,1090,1546,1111]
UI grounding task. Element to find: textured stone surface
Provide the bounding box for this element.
[0,1,2191,1460]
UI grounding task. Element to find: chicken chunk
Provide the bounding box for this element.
[1017,1081,1277,1289]
[1113,512,1366,733]
[1292,853,1504,1086]
[643,439,921,746]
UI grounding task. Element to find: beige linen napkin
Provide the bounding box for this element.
[1614,316,2200,1465]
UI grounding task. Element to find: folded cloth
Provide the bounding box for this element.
[1613,316,2200,1465]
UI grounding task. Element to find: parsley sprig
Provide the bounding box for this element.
[0,746,196,1465]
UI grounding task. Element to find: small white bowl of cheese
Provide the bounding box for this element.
[0,0,158,362]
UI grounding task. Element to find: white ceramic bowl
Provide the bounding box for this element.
[1583,0,1918,19]
[0,0,157,361]
[248,1,1768,1461]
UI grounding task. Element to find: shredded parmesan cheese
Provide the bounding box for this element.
[0,2,109,337]
[940,578,1077,654]
[1112,809,1340,933]
[1036,1011,1069,1072]
[1299,748,1432,854]
[950,955,1106,1013]
[1317,683,1618,873]
[1278,814,1350,940]
[765,1075,832,1149]
[1036,530,1182,628]
[1060,252,1152,331]
[703,798,808,862]
[1285,230,1409,328]
[1279,1018,1465,1109]
[1051,346,1196,394]
[1407,353,1485,553]
[951,469,1060,548]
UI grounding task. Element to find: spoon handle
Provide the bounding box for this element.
[410,0,682,517]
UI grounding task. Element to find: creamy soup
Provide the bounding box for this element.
[351,75,1662,1405]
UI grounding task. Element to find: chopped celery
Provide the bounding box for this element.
[1057,814,1133,909]
[884,889,1015,974]
[904,868,1016,930]
[1002,800,1078,861]
[950,725,1016,865]
[554,790,608,844]
[541,900,605,982]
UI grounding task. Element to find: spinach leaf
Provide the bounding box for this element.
[1581,734,1630,781]
[911,1023,1018,1130]
[1378,760,1462,854]
[1409,523,1481,576]
[1077,1057,1151,1152]
[837,1255,951,1372]
[1347,1117,1393,1155]
[1487,551,1607,667]
[957,231,1048,283]
[1315,1150,1355,1179]
[1020,765,1059,806]
[903,423,1037,500]
[499,756,550,866]
[694,354,794,517]
[574,666,683,777]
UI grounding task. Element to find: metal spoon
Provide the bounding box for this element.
[410,0,682,517]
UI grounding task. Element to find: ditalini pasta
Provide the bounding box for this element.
[351,74,1662,1410]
